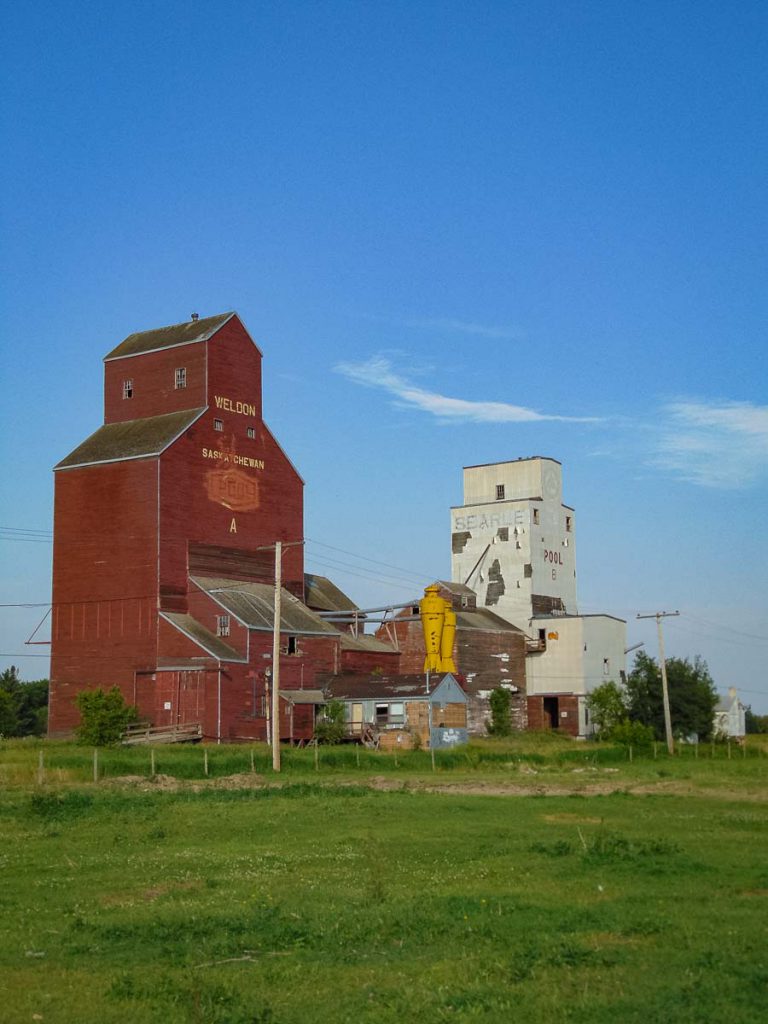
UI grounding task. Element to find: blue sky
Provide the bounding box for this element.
[1,1,767,710]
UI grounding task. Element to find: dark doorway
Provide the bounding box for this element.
[543,696,559,730]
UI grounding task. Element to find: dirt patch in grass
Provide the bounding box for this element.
[101,880,203,908]
[208,772,266,789]
[542,812,604,824]
[97,771,767,802]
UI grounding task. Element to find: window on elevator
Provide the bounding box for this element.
[216,614,230,637]
[496,484,505,500]
[122,379,133,399]
[175,367,187,389]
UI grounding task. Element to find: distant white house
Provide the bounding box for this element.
[714,687,746,739]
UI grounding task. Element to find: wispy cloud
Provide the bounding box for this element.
[403,316,521,340]
[654,400,768,487]
[335,357,599,424]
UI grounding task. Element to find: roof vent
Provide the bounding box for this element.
[191,312,199,321]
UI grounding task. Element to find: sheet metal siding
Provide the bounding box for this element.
[104,343,208,424]
[49,459,159,734]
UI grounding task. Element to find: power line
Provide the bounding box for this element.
[305,552,427,589]
[0,526,52,535]
[682,613,768,643]
[305,536,437,583]
[0,653,49,658]
[0,535,53,544]
[666,619,768,648]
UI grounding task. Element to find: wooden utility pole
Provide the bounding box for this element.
[637,610,679,755]
[272,540,282,773]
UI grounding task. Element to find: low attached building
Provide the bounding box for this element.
[375,581,527,735]
[525,614,626,737]
[326,673,468,749]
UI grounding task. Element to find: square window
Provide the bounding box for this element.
[533,508,540,525]
[389,702,405,725]
[174,367,187,389]
[247,426,256,439]
[284,636,298,655]
[495,484,505,500]
[566,516,572,532]
[122,379,133,399]
[216,614,230,637]
[214,418,223,431]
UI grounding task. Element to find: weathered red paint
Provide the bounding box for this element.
[50,315,318,740]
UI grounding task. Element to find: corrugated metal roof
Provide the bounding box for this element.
[304,574,359,612]
[327,673,464,701]
[191,576,340,635]
[160,612,247,662]
[340,633,397,654]
[281,689,326,705]
[456,608,525,633]
[436,580,476,596]
[104,312,235,360]
[55,407,205,470]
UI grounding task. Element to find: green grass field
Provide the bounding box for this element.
[1,737,766,1023]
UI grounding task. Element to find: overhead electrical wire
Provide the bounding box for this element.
[305,537,437,584]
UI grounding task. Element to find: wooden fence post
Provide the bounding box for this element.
[204,749,209,776]
[150,748,156,778]
[314,740,319,772]
[250,748,256,774]
[93,748,99,783]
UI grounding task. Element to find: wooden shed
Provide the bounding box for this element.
[326,673,468,749]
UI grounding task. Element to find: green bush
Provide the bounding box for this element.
[605,719,655,748]
[314,699,346,745]
[488,688,511,736]
[75,687,139,746]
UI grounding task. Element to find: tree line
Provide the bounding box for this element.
[0,666,49,737]
[587,651,761,742]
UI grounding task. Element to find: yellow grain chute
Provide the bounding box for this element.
[419,584,457,674]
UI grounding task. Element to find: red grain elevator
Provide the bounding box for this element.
[50,312,339,741]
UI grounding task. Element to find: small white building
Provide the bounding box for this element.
[714,687,746,739]
[525,614,627,736]
[450,457,626,738]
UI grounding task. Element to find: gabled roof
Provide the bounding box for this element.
[104,312,236,361]
[304,574,359,613]
[456,608,525,633]
[191,576,340,636]
[327,673,464,701]
[436,580,476,597]
[55,407,206,470]
[340,633,397,654]
[160,611,247,663]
